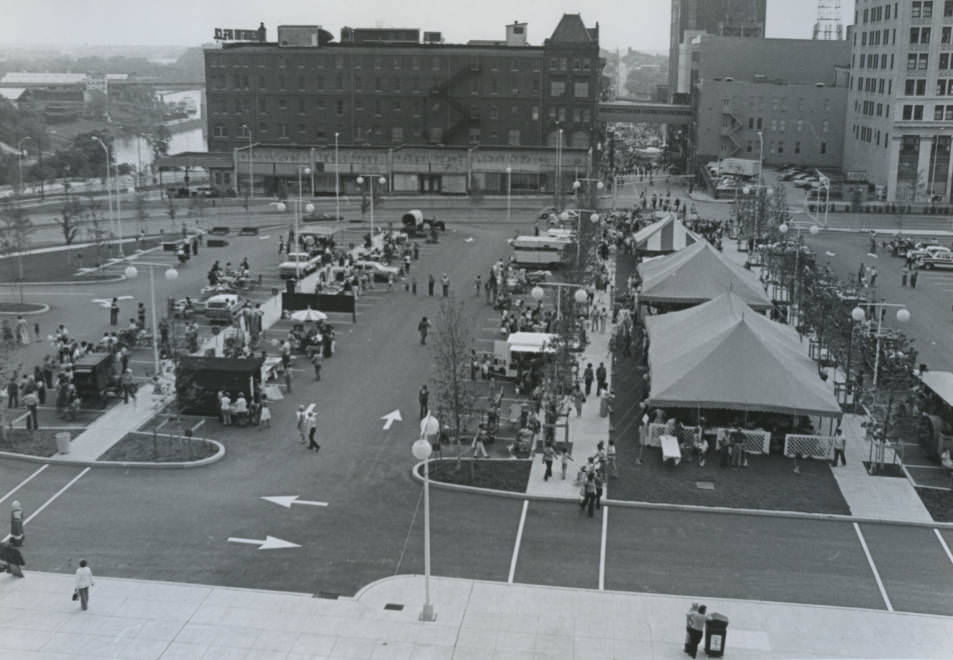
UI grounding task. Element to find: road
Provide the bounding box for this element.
[2,208,953,616]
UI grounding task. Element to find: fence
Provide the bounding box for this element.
[709,427,771,454]
[784,433,835,460]
[645,422,702,447]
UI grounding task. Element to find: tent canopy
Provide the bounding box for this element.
[637,240,771,310]
[632,214,698,253]
[645,292,841,417]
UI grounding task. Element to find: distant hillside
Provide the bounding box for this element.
[0,44,204,84]
[601,48,669,100]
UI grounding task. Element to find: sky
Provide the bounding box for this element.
[0,0,855,53]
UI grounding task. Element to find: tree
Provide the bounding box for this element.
[134,193,150,232]
[57,193,83,245]
[0,198,34,304]
[431,296,476,443]
[166,197,177,224]
[84,191,108,266]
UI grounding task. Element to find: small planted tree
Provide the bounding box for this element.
[58,194,83,245]
[134,193,149,232]
[0,198,35,304]
[431,295,476,444]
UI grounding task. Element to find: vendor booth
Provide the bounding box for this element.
[632,214,699,255]
[176,356,264,416]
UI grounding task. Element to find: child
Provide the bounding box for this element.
[560,448,574,480]
[258,401,271,429]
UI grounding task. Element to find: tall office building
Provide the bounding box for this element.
[669,0,767,102]
[844,0,953,202]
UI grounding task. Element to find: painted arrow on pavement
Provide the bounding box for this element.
[261,495,328,509]
[381,409,402,430]
[227,535,301,550]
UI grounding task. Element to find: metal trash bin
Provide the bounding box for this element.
[55,431,71,455]
[704,613,729,657]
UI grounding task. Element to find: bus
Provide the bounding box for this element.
[509,235,572,267]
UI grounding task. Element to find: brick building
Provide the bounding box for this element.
[204,15,602,197]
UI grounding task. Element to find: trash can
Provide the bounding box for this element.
[599,393,610,417]
[704,613,729,657]
[55,431,71,455]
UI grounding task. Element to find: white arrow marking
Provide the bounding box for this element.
[464,237,474,243]
[261,495,328,509]
[381,409,403,430]
[227,535,301,550]
[259,235,271,240]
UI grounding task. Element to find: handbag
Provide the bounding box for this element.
[71,590,79,602]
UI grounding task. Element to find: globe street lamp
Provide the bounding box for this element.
[505,166,512,223]
[125,264,179,376]
[778,221,819,327]
[411,438,436,621]
[356,175,387,242]
[560,204,602,268]
[850,303,911,386]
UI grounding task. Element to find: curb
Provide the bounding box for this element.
[0,276,127,287]
[0,303,50,316]
[0,438,225,468]
[412,460,953,530]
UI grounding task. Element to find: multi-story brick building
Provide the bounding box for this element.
[844,0,953,202]
[204,15,602,197]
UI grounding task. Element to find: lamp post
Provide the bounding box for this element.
[91,136,120,256]
[334,132,340,222]
[928,128,945,202]
[505,166,512,223]
[554,127,564,211]
[778,221,819,328]
[16,137,31,198]
[241,124,253,200]
[531,283,589,390]
[850,303,911,387]
[757,130,764,185]
[356,175,387,241]
[124,263,179,376]
[411,438,436,621]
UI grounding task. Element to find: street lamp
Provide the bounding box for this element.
[505,166,512,223]
[124,264,179,376]
[411,438,436,621]
[560,203,602,268]
[778,221,819,327]
[850,303,911,386]
[241,124,253,200]
[16,137,32,198]
[356,175,387,241]
[334,132,340,222]
[91,136,122,257]
[554,127,564,210]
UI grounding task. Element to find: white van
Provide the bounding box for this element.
[509,235,572,266]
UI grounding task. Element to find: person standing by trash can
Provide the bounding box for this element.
[0,541,25,577]
[74,559,94,610]
[542,443,555,481]
[9,501,24,547]
[441,273,450,297]
[684,603,709,658]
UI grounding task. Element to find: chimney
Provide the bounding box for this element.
[506,21,527,46]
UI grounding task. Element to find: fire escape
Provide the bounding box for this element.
[720,103,743,157]
[429,59,482,143]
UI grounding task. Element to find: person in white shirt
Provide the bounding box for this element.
[74,559,94,611]
[220,393,232,425]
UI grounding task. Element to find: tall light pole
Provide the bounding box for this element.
[757,130,765,185]
[124,263,179,376]
[16,137,31,198]
[334,132,340,221]
[505,166,512,222]
[555,128,564,210]
[241,124,253,199]
[928,129,945,202]
[113,161,124,257]
[778,221,819,328]
[411,438,436,622]
[850,303,911,387]
[91,136,119,256]
[295,166,312,275]
[356,175,387,241]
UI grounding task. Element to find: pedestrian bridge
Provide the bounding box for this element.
[598,100,692,125]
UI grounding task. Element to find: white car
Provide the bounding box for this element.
[353,260,400,281]
[915,246,953,269]
[907,243,946,260]
[279,253,320,279]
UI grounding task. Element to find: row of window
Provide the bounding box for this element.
[852,123,890,149]
[856,76,892,94]
[742,117,831,133]
[898,102,952,118]
[722,97,832,113]
[904,77,953,95]
[859,1,953,24]
[733,140,828,155]
[215,124,528,147]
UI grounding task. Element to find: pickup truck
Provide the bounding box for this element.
[205,294,244,324]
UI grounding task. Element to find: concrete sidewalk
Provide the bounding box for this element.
[1,571,949,659]
[526,259,615,500]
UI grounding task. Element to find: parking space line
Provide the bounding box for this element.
[599,506,608,591]
[0,465,48,505]
[854,522,893,612]
[2,467,90,544]
[935,529,953,567]
[508,500,528,584]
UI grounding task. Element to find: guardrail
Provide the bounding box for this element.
[784,433,835,460]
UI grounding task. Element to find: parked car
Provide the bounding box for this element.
[205,294,245,324]
[794,176,819,189]
[906,242,945,260]
[916,246,953,270]
[279,253,321,279]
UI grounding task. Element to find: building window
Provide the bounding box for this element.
[573,81,589,98]
[558,107,566,122]
[490,104,498,120]
[468,128,480,144]
[392,99,401,112]
[258,122,268,134]
[355,99,364,112]
[795,141,801,154]
[336,74,343,90]
[508,129,520,146]
[213,124,227,137]
[279,98,287,110]
[777,141,784,154]
[905,79,927,95]
[258,98,267,112]
[432,56,440,71]
[391,127,403,144]
[298,74,305,90]
[278,75,285,90]
[573,107,581,123]
[944,27,953,44]
[938,80,953,96]
[279,123,288,138]
[549,58,558,71]
[375,100,382,117]
[910,27,931,44]
[336,100,344,115]
[316,75,324,90]
[582,108,590,123]
[822,120,830,133]
[942,53,952,70]
[820,141,827,154]
[746,141,753,153]
[298,98,305,114]
[550,80,566,96]
[532,59,540,72]
[354,75,362,91]
[531,106,539,121]
[946,0,953,16]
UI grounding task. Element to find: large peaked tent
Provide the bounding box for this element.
[645,292,841,417]
[632,213,698,254]
[638,240,771,310]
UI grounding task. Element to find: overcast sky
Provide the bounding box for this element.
[1,0,855,53]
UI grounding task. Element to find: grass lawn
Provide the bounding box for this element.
[0,428,80,457]
[0,238,161,283]
[426,458,530,493]
[916,488,953,522]
[97,431,218,462]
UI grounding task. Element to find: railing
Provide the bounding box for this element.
[784,433,835,460]
[645,422,702,447]
[711,428,771,454]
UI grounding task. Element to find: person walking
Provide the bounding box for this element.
[427,273,435,296]
[441,273,450,297]
[831,428,846,467]
[542,443,555,481]
[295,405,307,444]
[418,385,429,420]
[474,275,482,296]
[560,448,574,480]
[607,439,617,478]
[258,401,271,429]
[74,560,94,610]
[121,369,136,405]
[595,362,607,396]
[220,391,232,426]
[684,603,709,658]
[901,267,908,287]
[9,501,24,547]
[593,471,604,509]
[0,541,25,578]
[306,412,320,451]
[572,384,585,417]
[109,298,119,326]
[137,303,146,331]
[472,425,489,458]
[579,473,597,517]
[311,352,322,381]
[583,363,594,396]
[868,266,878,288]
[418,316,431,345]
[910,268,919,289]
[23,390,38,431]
